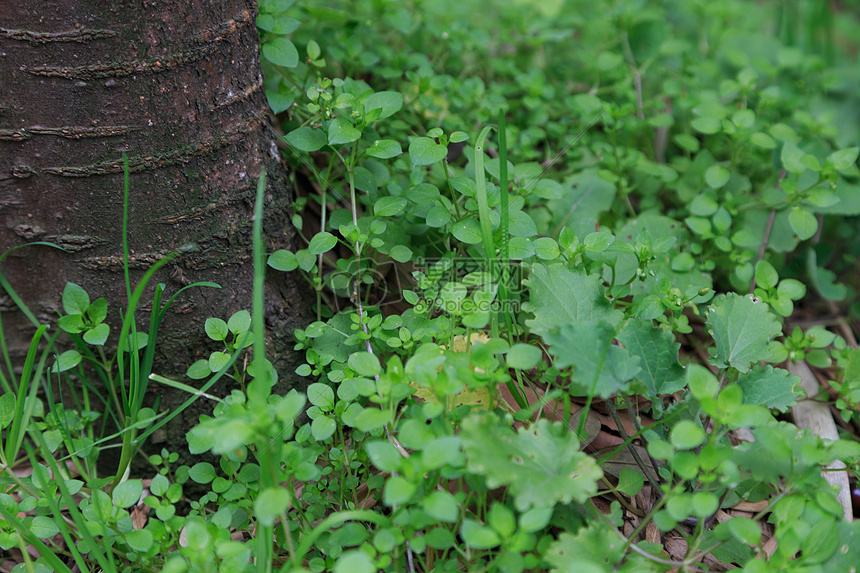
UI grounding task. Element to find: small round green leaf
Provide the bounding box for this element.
[533,237,560,260]
[383,475,417,506]
[205,318,228,342]
[83,323,110,346]
[311,415,336,441]
[669,420,706,449]
[506,344,542,370]
[365,440,403,473]
[254,488,292,526]
[334,550,375,573]
[518,507,553,533]
[262,37,298,67]
[422,490,459,523]
[705,165,730,188]
[366,139,402,159]
[788,207,818,240]
[365,91,403,120]
[189,463,217,484]
[124,529,153,553]
[53,349,82,373]
[722,516,761,545]
[327,117,361,146]
[409,137,448,166]
[186,359,211,380]
[30,517,60,539]
[828,146,859,171]
[450,218,483,244]
[617,469,645,496]
[308,231,338,255]
[112,479,143,508]
[460,519,501,549]
[208,351,230,372]
[389,245,412,263]
[374,196,407,217]
[228,310,252,334]
[284,127,326,152]
[754,260,779,290]
[750,132,777,149]
[691,117,721,134]
[62,282,90,315]
[307,382,335,409]
[349,352,381,376]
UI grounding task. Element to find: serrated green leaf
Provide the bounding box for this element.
[284,127,327,152]
[545,321,641,398]
[308,231,337,255]
[327,117,361,146]
[262,37,298,67]
[617,318,686,397]
[523,265,623,335]
[705,293,782,373]
[461,414,602,511]
[545,523,623,571]
[737,365,799,412]
[409,137,448,166]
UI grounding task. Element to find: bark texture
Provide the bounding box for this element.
[0,1,310,470]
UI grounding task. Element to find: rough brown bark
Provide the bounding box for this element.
[0,1,310,471]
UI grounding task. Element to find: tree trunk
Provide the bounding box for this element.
[0,1,310,470]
